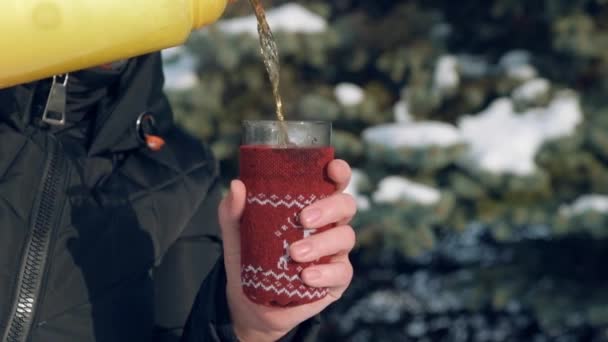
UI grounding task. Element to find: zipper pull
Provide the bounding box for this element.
[42,74,68,126]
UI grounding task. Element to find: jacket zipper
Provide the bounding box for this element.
[41,74,69,126]
[2,138,66,341]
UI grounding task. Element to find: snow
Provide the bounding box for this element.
[217,3,327,36]
[373,176,441,205]
[457,54,490,78]
[559,195,608,216]
[499,50,532,69]
[512,78,550,103]
[344,169,371,211]
[394,100,412,123]
[458,91,583,175]
[161,46,198,90]
[433,55,460,93]
[363,122,463,148]
[335,83,365,106]
[162,46,184,60]
[507,64,538,81]
[430,23,452,40]
[499,50,537,81]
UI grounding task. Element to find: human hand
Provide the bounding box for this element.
[218,159,357,341]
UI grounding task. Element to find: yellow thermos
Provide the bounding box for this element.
[0,0,228,89]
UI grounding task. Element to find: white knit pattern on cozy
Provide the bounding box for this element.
[242,192,330,300]
[246,193,324,209]
[271,212,317,239]
[242,265,328,299]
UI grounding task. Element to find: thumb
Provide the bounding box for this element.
[218,180,246,271]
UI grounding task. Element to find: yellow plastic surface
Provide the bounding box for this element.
[0,0,227,88]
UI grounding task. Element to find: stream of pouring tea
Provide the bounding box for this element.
[248,0,290,145]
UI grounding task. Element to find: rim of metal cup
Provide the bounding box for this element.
[242,120,332,147]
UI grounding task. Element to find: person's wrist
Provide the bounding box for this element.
[233,324,286,342]
[227,287,288,342]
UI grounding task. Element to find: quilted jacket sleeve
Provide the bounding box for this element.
[151,180,224,342]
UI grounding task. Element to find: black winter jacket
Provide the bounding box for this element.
[0,53,319,342]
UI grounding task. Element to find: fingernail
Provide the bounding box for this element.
[230,180,238,194]
[292,241,312,257]
[305,269,321,281]
[301,208,322,225]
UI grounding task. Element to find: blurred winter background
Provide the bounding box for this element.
[162,1,608,341]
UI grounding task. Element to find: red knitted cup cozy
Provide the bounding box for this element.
[239,145,335,307]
